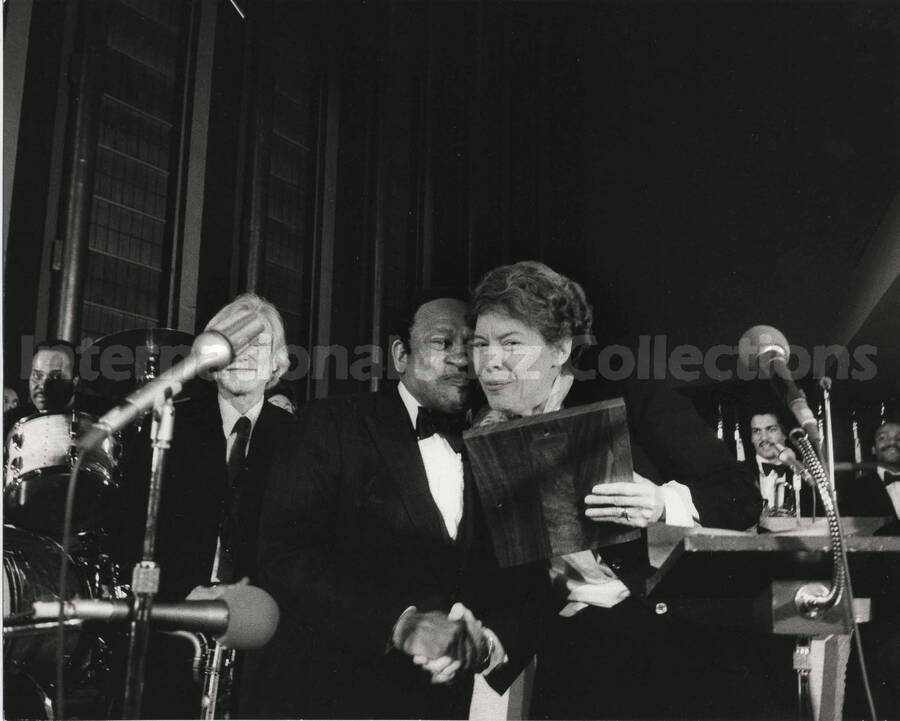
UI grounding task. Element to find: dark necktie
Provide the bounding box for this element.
[415,408,466,453]
[219,416,251,582]
[227,416,252,484]
[761,462,788,478]
[884,470,900,486]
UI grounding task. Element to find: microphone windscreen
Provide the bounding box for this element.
[739,325,790,373]
[217,585,280,650]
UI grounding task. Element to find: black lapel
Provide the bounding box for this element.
[181,394,227,479]
[364,389,450,543]
[876,475,896,516]
[456,454,481,550]
[246,402,279,465]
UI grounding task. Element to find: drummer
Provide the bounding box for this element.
[4,339,82,434]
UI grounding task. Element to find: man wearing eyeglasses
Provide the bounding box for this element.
[3,339,83,436]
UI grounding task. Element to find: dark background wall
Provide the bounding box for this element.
[4,0,899,456]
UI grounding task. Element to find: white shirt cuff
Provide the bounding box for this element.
[481,627,508,675]
[661,480,699,527]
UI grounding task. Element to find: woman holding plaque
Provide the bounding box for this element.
[468,261,790,720]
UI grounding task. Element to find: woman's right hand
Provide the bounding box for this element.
[583,472,666,527]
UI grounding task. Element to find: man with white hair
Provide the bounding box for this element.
[115,293,295,718]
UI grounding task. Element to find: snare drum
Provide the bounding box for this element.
[4,412,119,535]
[3,524,92,675]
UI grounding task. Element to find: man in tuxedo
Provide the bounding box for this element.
[840,420,900,523]
[241,297,550,719]
[114,293,295,718]
[840,422,900,718]
[746,409,814,519]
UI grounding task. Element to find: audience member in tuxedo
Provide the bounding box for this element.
[467,261,800,720]
[746,409,815,520]
[112,293,295,719]
[240,296,551,719]
[839,420,900,527]
[840,419,900,720]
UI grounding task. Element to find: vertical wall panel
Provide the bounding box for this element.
[80,0,188,342]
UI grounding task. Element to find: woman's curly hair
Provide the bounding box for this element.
[469,261,594,364]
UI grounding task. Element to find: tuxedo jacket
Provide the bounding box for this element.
[241,386,551,720]
[837,470,897,519]
[565,378,762,532]
[117,393,295,601]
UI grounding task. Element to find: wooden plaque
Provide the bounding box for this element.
[464,398,635,567]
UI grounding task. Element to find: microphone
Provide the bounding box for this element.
[32,584,279,650]
[739,325,820,446]
[78,310,266,450]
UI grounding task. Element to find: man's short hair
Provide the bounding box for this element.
[394,289,468,353]
[204,293,289,390]
[745,407,792,438]
[33,339,80,378]
[874,419,900,436]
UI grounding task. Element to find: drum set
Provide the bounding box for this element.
[3,328,194,719]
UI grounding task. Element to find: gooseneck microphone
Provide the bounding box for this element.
[739,325,820,446]
[78,310,266,450]
[32,584,279,650]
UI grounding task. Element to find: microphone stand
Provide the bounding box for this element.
[122,393,176,719]
[819,377,836,499]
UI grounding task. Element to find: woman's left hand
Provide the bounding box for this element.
[584,473,666,527]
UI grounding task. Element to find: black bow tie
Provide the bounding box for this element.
[416,408,466,451]
[884,470,900,486]
[761,462,789,478]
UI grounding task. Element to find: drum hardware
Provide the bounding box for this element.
[3,411,120,535]
[80,327,195,405]
[5,327,198,719]
[3,525,93,675]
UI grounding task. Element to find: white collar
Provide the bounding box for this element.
[542,372,574,414]
[218,395,265,438]
[877,466,900,483]
[397,381,420,430]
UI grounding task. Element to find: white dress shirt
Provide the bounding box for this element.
[755,454,787,510]
[876,466,900,519]
[218,395,265,455]
[398,382,466,540]
[397,383,511,683]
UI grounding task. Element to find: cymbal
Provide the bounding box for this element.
[80,327,197,402]
[88,327,194,353]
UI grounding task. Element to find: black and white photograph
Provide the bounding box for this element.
[3,1,900,719]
